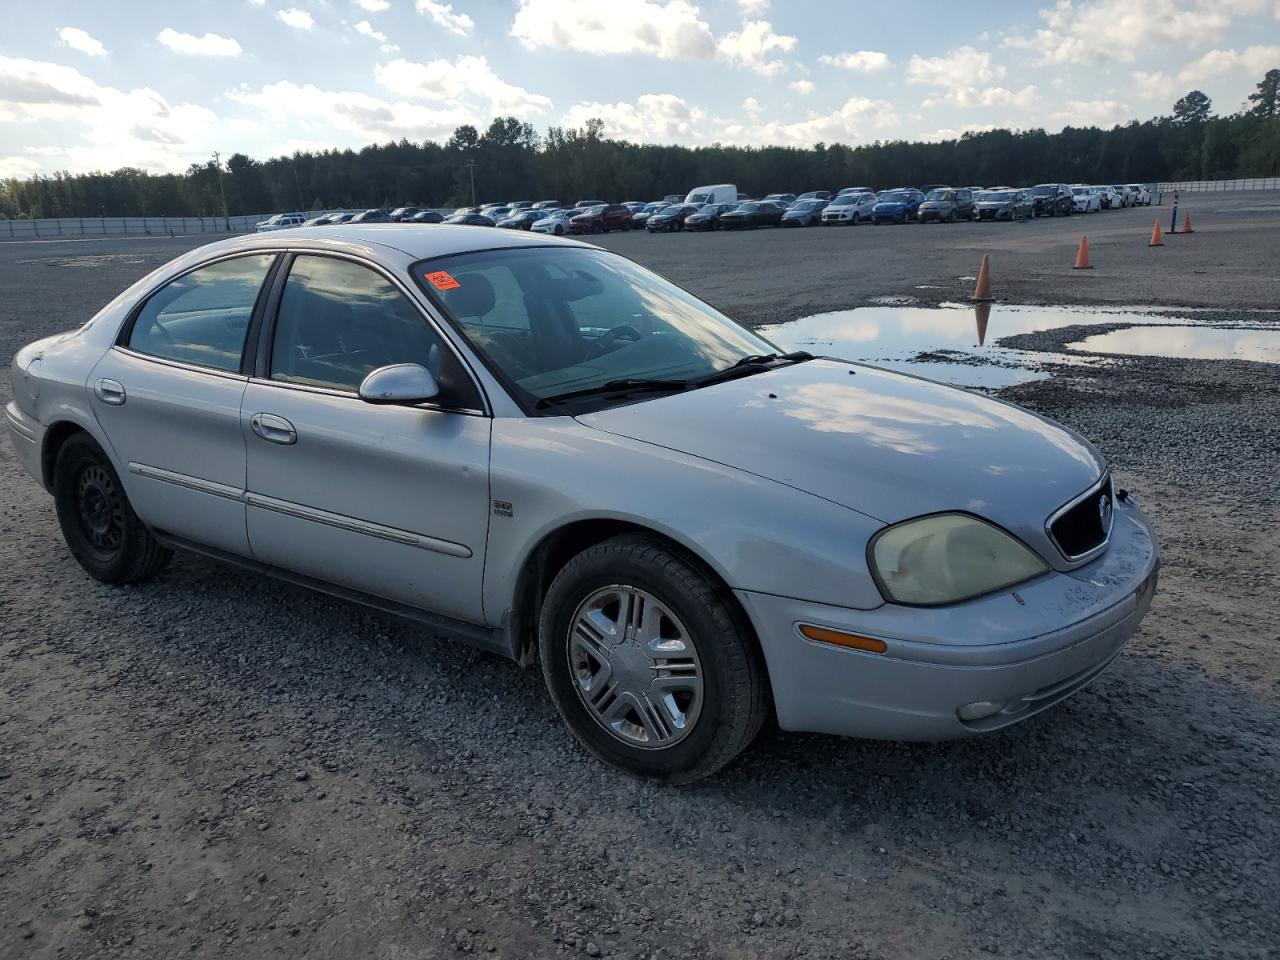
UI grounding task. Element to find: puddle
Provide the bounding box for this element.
[759,303,1280,388]
[1069,326,1280,363]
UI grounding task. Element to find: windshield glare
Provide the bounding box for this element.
[925,190,954,201]
[415,247,774,410]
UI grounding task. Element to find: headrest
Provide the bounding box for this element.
[440,273,495,318]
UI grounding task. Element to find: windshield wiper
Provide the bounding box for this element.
[535,378,691,409]
[694,350,813,386]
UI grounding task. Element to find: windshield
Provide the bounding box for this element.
[982,191,1017,201]
[414,247,774,411]
[878,191,908,202]
[1072,187,1090,195]
[925,190,954,201]
[792,200,821,210]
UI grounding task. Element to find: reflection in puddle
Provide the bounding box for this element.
[1069,326,1280,363]
[760,303,1280,388]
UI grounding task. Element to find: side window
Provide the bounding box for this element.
[128,255,274,372]
[269,255,478,406]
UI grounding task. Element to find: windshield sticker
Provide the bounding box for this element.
[425,270,460,291]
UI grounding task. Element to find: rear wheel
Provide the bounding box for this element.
[539,535,768,783]
[54,434,171,584]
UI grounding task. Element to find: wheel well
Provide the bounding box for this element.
[506,520,760,672]
[41,422,88,489]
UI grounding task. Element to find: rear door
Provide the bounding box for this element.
[241,253,492,623]
[90,253,278,556]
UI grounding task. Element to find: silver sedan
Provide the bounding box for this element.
[7,226,1158,782]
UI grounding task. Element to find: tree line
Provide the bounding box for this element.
[2,70,1277,220]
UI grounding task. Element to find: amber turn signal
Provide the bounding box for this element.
[798,624,888,653]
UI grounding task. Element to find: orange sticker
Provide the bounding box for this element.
[425,270,460,291]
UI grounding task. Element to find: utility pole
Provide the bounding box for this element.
[212,151,229,230]
[464,159,477,208]
[292,162,305,212]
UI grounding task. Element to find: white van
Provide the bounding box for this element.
[685,184,737,205]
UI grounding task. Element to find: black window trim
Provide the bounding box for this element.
[250,249,491,418]
[114,250,284,377]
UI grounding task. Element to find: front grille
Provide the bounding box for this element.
[1048,476,1113,559]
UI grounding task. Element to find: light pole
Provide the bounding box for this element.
[212,151,229,230]
[464,159,477,208]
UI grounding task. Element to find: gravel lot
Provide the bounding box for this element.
[2,193,1278,959]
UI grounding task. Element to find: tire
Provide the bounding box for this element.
[946,210,957,223]
[538,534,769,783]
[554,225,564,236]
[54,434,171,584]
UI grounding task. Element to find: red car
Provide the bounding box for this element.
[569,204,632,234]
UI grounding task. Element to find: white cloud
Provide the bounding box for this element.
[375,55,553,114]
[717,19,796,75]
[511,0,717,60]
[357,0,390,9]
[923,84,1039,109]
[416,1,475,35]
[919,123,1000,142]
[1131,70,1176,100]
[819,50,890,73]
[157,28,242,57]
[0,155,43,177]
[57,27,107,57]
[1179,44,1280,83]
[355,20,388,42]
[907,46,1004,87]
[1005,0,1269,65]
[789,79,814,95]
[0,56,218,173]
[561,93,705,142]
[722,96,896,146]
[742,96,763,115]
[230,80,478,142]
[278,8,315,30]
[737,0,769,11]
[1052,98,1128,127]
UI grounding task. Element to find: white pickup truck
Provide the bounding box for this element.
[255,213,307,232]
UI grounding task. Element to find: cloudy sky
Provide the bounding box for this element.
[2,0,1278,178]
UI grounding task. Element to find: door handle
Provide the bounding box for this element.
[250,413,297,445]
[94,378,126,405]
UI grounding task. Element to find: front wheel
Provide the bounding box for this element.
[554,225,564,235]
[539,535,769,783]
[54,434,171,584]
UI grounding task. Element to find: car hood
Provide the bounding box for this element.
[975,201,1013,208]
[577,359,1104,558]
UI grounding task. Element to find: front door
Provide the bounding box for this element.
[242,253,492,624]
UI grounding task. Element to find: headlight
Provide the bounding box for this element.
[870,514,1048,606]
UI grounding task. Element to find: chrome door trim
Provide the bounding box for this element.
[244,491,473,558]
[128,462,245,502]
[112,345,251,382]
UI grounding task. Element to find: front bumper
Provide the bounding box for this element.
[6,400,45,488]
[737,499,1159,741]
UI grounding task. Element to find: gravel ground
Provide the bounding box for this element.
[2,199,1279,959]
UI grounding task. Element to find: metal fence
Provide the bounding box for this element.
[0,214,276,242]
[1156,178,1280,192]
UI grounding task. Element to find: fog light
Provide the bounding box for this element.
[957,700,1006,722]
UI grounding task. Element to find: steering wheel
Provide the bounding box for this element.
[585,324,644,361]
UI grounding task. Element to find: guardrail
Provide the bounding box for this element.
[0,214,275,242]
[1156,178,1280,192]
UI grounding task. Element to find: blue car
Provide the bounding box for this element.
[871,188,925,224]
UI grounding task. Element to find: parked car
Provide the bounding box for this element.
[870,189,924,224]
[531,208,583,235]
[532,200,562,210]
[350,209,392,224]
[630,202,669,228]
[570,204,633,234]
[622,201,646,211]
[1126,184,1152,206]
[973,189,1032,221]
[575,198,607,208]
[443,213,495,227]
[7,225,1159,782]
[836,186,874,198]
[255,213,306,232]
[719,200,785,229]
[326,212,356,225]
[496,209,546,231]
[301,213,338,227]
[645,204,701,232]
[780,198,828,227]
[509,201,534,210]
[764,193,798,208]
[389,207,421,222]
[409,210,444,224]
[1071,186,1102,214]
[917,188,975,223]
[661,194,685,204]
[684,184,737,205]
[451,207,480,217]
[920,183,948,194]
[821,192,878,225]
[1108,186,1131,208]
[683,203,737,231]
[797,190,833,201]
[1028,184,1074,217]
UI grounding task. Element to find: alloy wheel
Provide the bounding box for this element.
[567,585,704,749]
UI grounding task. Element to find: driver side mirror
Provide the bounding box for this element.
[358,363,439,405]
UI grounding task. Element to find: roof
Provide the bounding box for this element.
[188,223,594,264]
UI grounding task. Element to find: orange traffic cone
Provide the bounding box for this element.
[1073,235,1093,269]
[1148,219,1164,247]
[1182,211,1194,234]
[974,301,991,346]
[970,254,993,301]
